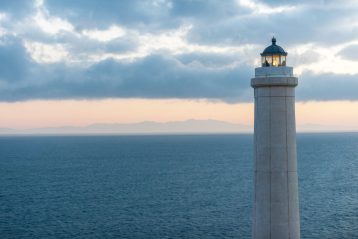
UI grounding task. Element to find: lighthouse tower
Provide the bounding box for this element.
[251,37,300,239]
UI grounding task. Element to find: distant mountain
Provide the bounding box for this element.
[0,119,252,135]
[297,123,356,132]
[0,128,17,134]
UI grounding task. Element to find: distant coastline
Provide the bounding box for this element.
[0,119,357,136]
[0,119,250,135]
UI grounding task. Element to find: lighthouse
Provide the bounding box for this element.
[251,37,300,239]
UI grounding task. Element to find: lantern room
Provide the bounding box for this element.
[261,37,287,67]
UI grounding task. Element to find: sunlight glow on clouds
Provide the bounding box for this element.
[24,41,68,63]
[34,0,74,35]
[0,13,8,37]
[0,0,356,103]
[292,40,358,75]
[238,0,296,15]
[83,25,126,42]
[82,25,258,65]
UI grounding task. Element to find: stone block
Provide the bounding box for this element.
[270,97,286,147]
[255,172,271,204]
[286,87,295,97]
[256,145,271,172]
[270,86,287,97]
[256,88,271,97]
[287,145,297,172]
[289,219,301,239]
[271,223,289,239]
[270,96,286,115]
[270,145,288,172]
[254,211,271,239]
[286,97,296,140]
[271,172,288,204]
[254,172,271,239]
[256,97,270,147]
[288,172,300,222]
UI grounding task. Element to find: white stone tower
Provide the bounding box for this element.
[251,37,300,239]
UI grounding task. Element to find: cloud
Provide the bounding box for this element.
[0,40,252,102]
[338,44,358,61]
[82,25,125,42]
[186,1,358,46]
[170,0,240,19]
[24,41,69,63]
[0,36,355,104]
[0,36,357,103]
[297,71,358,101]
[42,0,358,46]
[0,0,357,103]
[0,0,35,18]
[44,0,177,30]
[0,37,33,82]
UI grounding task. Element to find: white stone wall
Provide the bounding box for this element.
[255,67,294,78]
[251,67,300,239]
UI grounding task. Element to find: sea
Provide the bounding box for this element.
[0,133,357,238]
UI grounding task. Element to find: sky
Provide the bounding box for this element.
[0,0,358,131]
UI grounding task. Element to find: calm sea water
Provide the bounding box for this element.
[0,134,357,238]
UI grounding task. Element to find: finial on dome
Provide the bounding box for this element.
[272,36,276,45]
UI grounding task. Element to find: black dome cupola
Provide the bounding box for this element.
[261,37,287,67]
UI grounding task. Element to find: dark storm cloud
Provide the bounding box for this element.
[297,71,358,101]
[0,37,33,82]
[261,0,339,7]
[43,0,357,46]
[338,45,358,61]
[44,0,242,30]
[176,52,243,67]
[0,0,357,102]
[169,0,241,19]
[44,0,178,31]
[64,34,139,55]
[0,40,252,102]
[0,37,357,103]
[260,0,309,7]
[5,0,357,47]
[186,3,358,46]
[0,0,35,18]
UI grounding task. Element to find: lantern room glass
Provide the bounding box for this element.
[261,56,266,65]
[265,56,272,66]
[272,55,280,66]
[261,54,287,67]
